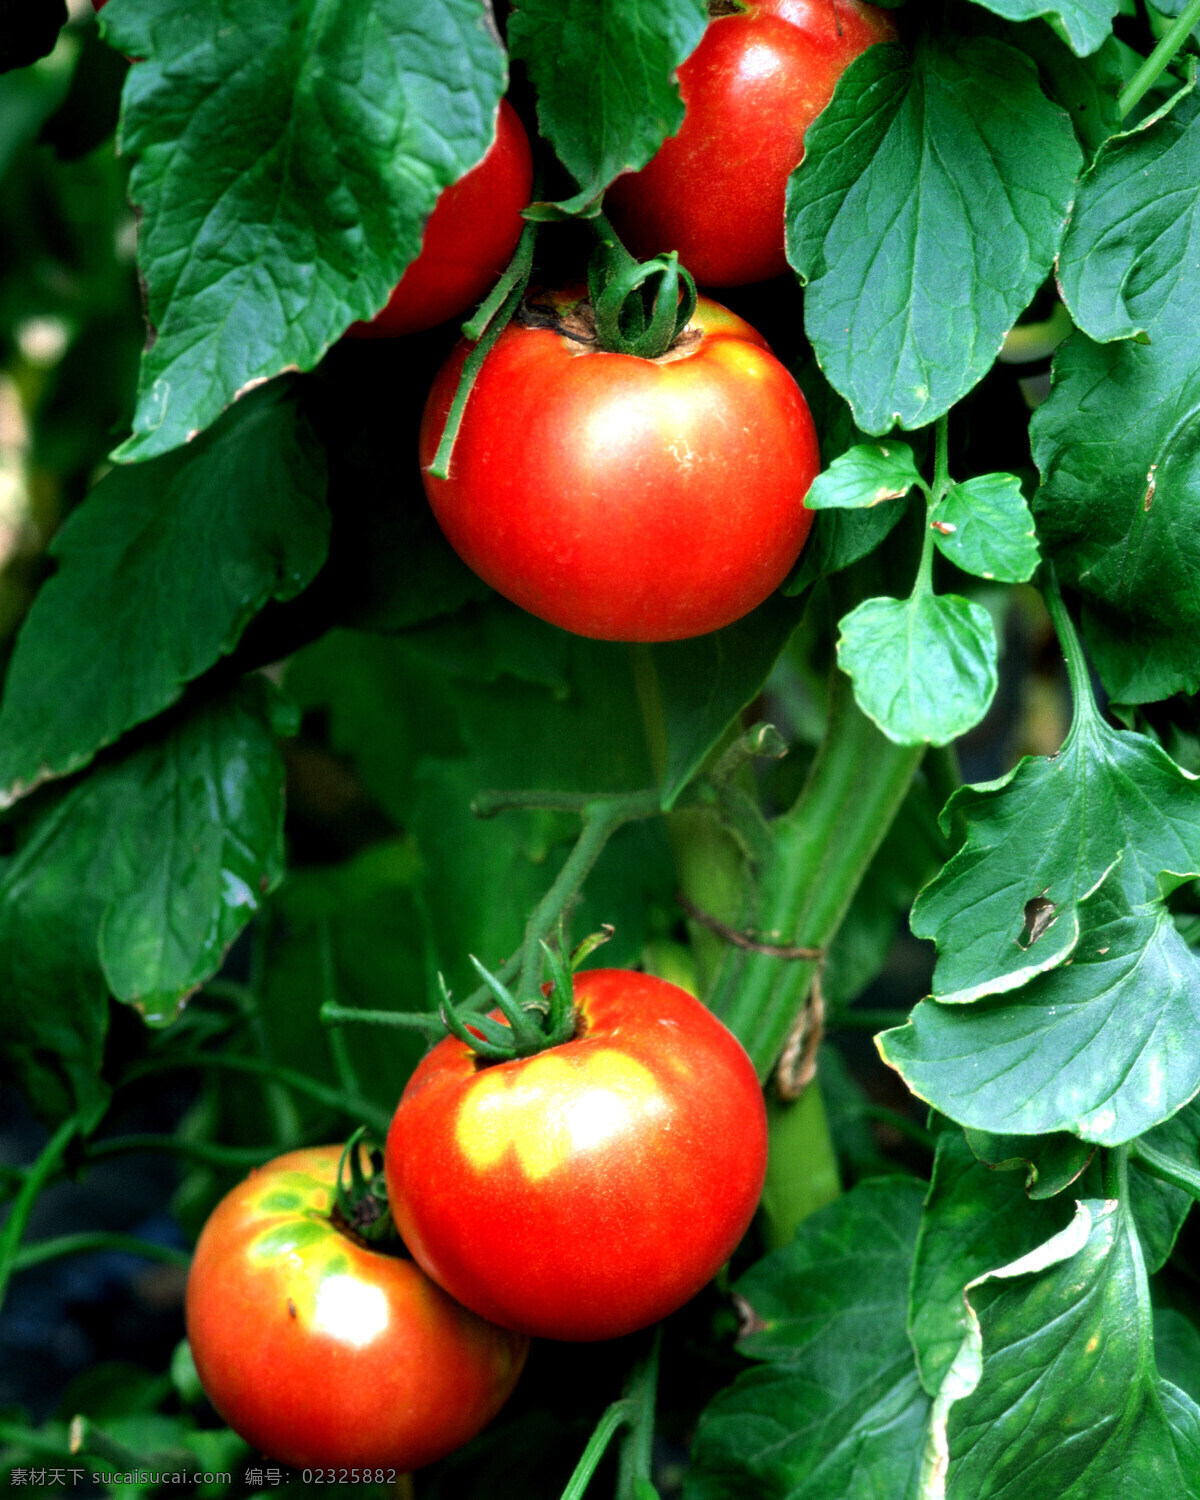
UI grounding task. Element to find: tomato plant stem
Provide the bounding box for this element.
[1118,0,1200,120]
[513,789,662,1004]
[559,1400,633,1500]
[708,662,923,1079]
[428,218,536,480]
[1041,562,1097,726]
[120,1052,390,1135]
[617,1328,662,1500]
[13,1231,191,1275]
[1132,1139,1200,1199]
[0,1113,80,1314]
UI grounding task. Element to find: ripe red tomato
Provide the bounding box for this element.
[385,970,769,1341]
[185,1146,529,1469]
[605,0,897,286]
[419,289,819,641]
[346,99,532,339]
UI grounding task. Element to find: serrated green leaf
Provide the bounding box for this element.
[507,0,707,212]
[965,0,1119,58]
[837,591,998,747]
[96,687,288,1022]
[911,708,1200,1002]
[881,872,1200,1145]
[0,383,327,808]
[106,0,506,461]
[0,683,285,1121]
[804,442,921,510]
[787,35,1081,434]
[909,1121,1075,1397]
[939,1200,1200,1499]
[1033,83,1200,703]
[685,1178,929,1500]
[932,474,1040,582]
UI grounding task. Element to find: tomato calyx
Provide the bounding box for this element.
[332,1129,405,1252]
[586,214,699,359]
[440,940,580,1064]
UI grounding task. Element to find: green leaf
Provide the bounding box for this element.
[784,502,909,595]
[963,1128,1095,1199]
[803,442,921,510]
[881,872,1200,1145]
[938,1199,1200,1498]
[910,709,1200,1002]
[1033,84,1200,702]
[932,474,1040,583]
[644,592,806,810]
[787,35,1081,434]
[96,686,288,1023]
[1018,25,1124,159]
[105,0,506,462]
[965,0,1119,58]
[685,1178,929,1500]
[837,592,998,746]
[0,383,327,807]
[909,1121,1075,1397]
[507,0,707,212]
[0,683,286,1122]
[259,840,435,1118]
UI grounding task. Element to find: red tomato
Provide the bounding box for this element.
[185,1146,529,1469]
[419,289,819,641]
[385,970,769,1341]
[346,99,532,339]
[606,0,897,286]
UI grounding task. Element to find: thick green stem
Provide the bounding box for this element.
[1119,0,1200,119]
[0,1114,79,1314]
[707,664,923,1079]
[617,1328,662,1500]
[760,1089,840,1249]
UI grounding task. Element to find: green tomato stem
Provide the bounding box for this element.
[0,1113,80,1315]
[617,1328,662,1500]
[428,218,537,481]
[1131,1139,1200,1200]
[559,1400,633,1500]
[1040,562,1101,734]
[707,660,923,1080]
[1118,0,1200,121]
[14,1232,192,1275]
[513,789,662,1005]
[120,1052,390,1136]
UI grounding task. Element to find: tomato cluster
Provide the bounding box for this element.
[187,974,766,1466]
[185,5,893,1470]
